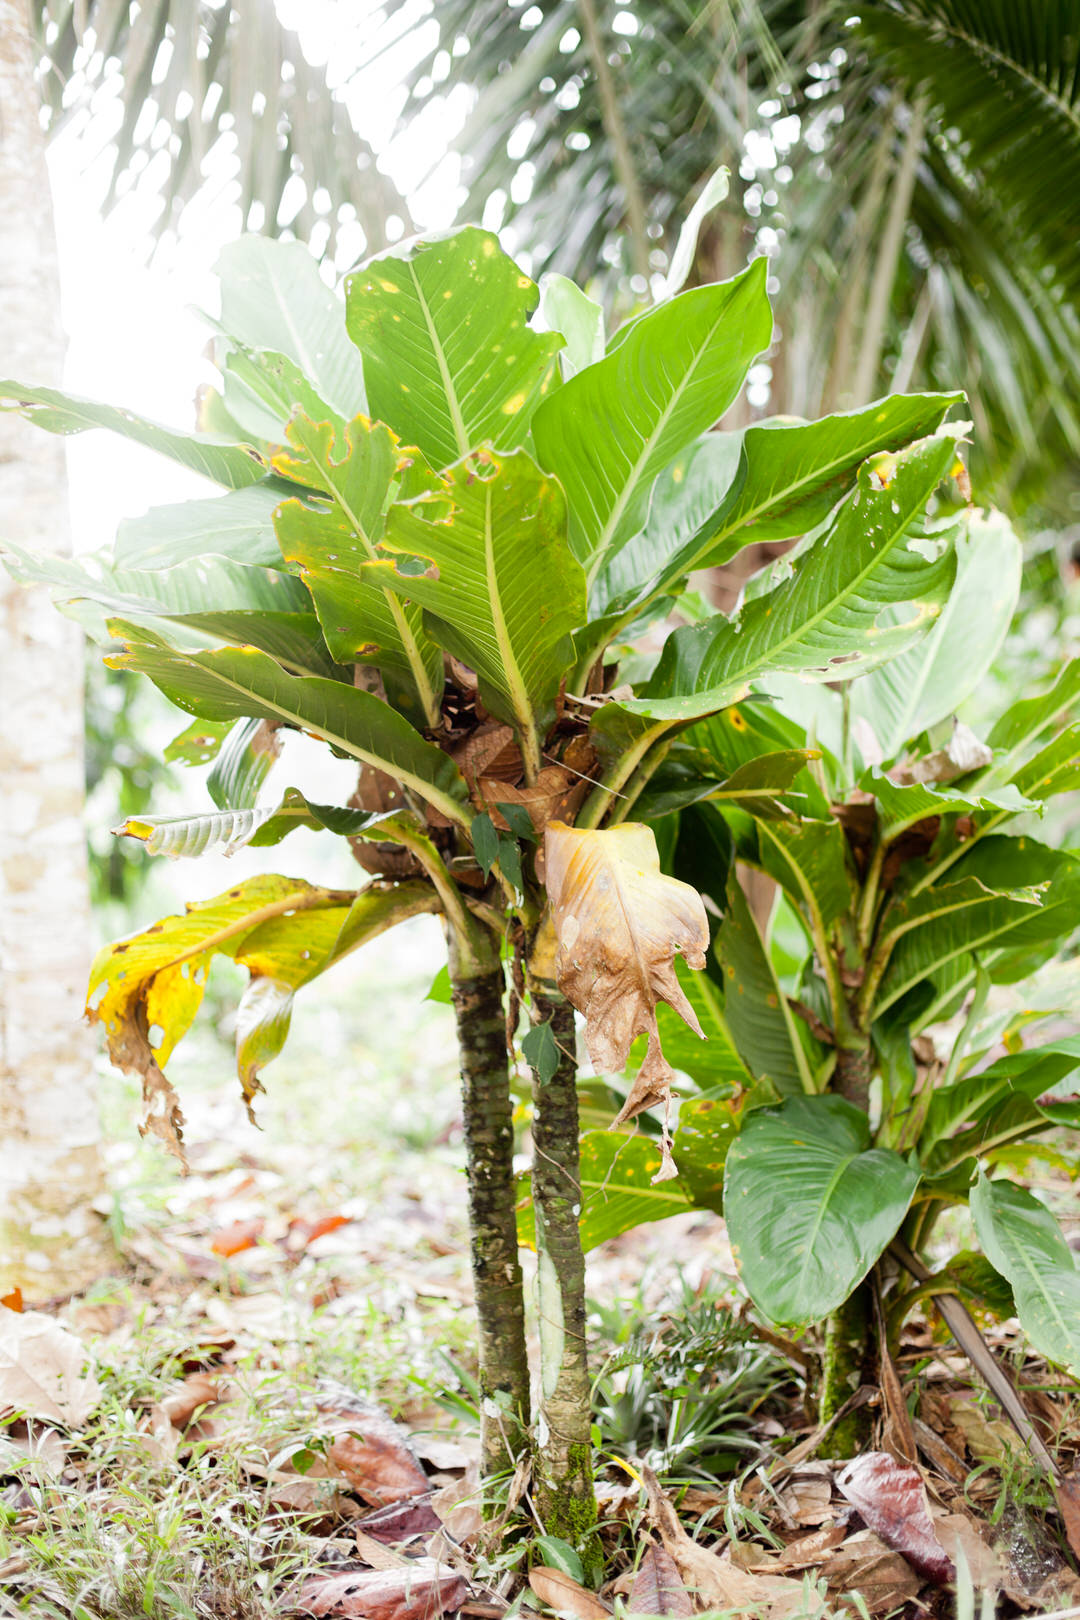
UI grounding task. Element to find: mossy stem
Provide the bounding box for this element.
[448,930,530,1483]
[526,987,599,1568]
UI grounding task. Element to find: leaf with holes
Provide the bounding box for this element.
[273,411,444,726]
[346,227,562,468]
[619,428,964,725]
[378,448,585,776]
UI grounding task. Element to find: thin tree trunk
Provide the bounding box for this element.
[578,0,650,285]
[850,96,926,408]
[527,988,598,1564]
[0,0,111,1300]
[447,930,530,1482]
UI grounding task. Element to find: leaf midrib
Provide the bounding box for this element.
[408,259,470,459]
[585,300,743,589]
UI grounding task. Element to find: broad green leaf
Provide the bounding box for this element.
[851,507,1021,758]
[986,658,1080,780]
[208,717,281,811]
[919,1035,1080,1158]
[345,227,562,468]
[724,1096,920,1327]
[517,1130,693,1251]
[113,788,402,861]
[872,878,1046,1018]
[970,1173,1080,1375]
[754,815,855,933]
[538,273,604,378]
[379,448,585,776]
[115,483,289,570]
[0,380,265,488]
[532,259,771,584]
[164,719,232,766]
[653,964,752,1096]
[273,412,443,725]
[1012,724,1080,802]
[0,540,337,673]
[221,346,347,445]
[663,165,729,297]
[714,879,813,1096]
[589,432,745,625]
[597,392,964,629]
[106,629,470,829]
[216,235,367,420]
[116,806,278,860]
[635,748,816,821]
[623,429,963,725]
[950,838,1080,978]
[687,703,834,817]
[861,768,1035,842]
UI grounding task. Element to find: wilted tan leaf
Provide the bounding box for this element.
[0,1309,100,1427]
[481,766,588,838]
[893,721,993,785]
[430,1470,483,1544]
[296,1559,466,1619]
[627,1544,693,1615]
[527,1566,612,1620]
[775,1466,834,1527]
[820,1529,922,1614]
[643,1467,807,1617]
[320,1396,430,1506]
[543,823,709,1135]
[933,1512,1002,1591]
[453,724,521,792]
[159,1372,222,1429]
[837,1452,954,1585]
[0,1422,68,1479]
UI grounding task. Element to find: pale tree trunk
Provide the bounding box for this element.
[0,0,111,1298]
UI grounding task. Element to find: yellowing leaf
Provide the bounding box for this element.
[543,822,709,1160]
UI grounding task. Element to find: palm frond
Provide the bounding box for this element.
[32,0,412,257]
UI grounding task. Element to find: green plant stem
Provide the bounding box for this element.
[606,739,672,825]
[447,929,530,1484]
[857,839,886,953]
[820,1281,873,1455]
[577,719,672,828]
[526,986,599,1566]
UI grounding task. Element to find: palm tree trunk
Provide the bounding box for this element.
[0,0,110,1300]
[527,986,598,1566]
[447,930,530,1482]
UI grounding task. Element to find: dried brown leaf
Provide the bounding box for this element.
[775,1466,834,1527]
[627,1544,693,1616]
[453,725,521,792]
[480,766,587,838]
[837,1451,954,1585]
[358,1495,443,1544]
[543,823,709,1126]
[0,1309,100,1427]
[773,1525,846,1571]
[643,1466,808,1617]
[296,1559,467,1619]
[892,721,993,785]
[933,1512,1002,1591]
[527,1566,612,1620]
[320,1397,430,1506]
[819,1529,922,1614]
[1054,1469,1080,1565]
[160,1372,222,1429]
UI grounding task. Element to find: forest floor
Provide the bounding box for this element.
[2,922,1080,1620]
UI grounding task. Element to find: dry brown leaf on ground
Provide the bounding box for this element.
[773,1525,846,1571]
[774,1466,834,1527]
[159,1371,222,1428]
[543,823,709,1135]
[837,1452,954,1585]
[933,1512,1002,1591]
[627,1544,693,1616]
[819,1530,922,1615]
[1054,1469,1080,1563]
[0,1422,67,1479]
[357,1495,444,1545]
[318,1395,430,1505]
[430,1471,483,1545]
[643,1467,808,1616]
[354,1530,409,1571]
[295,1559,467,1619]
[527,1566,612,1620]
[0,1309,100,1427]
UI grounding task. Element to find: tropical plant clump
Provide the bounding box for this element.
[6,221,1077,1551]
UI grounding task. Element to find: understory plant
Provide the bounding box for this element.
[6,221,1039,1541]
